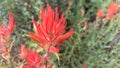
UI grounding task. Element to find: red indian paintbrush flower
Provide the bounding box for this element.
[107,2,119,17]
[103,2,119,21]
[30,4,73,53]
[22,50,43,68]
[0,12,15,44]
[22,49,53,68]
[84,64,87,68]
[0,12,15,55]
[96,9,103,18]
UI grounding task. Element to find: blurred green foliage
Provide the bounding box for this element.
[0,0,120,68]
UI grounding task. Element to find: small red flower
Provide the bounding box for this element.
[22,50,44,68]
[104,2,119,21]
[30,4,73,53]
[0,12,15,44]
[84,64,87,68]
[96,9,103,18]
[22,49,53,68]
[107,2,119,17]
[0,12,15,57]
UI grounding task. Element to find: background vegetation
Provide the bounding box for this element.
[0,0,120,68]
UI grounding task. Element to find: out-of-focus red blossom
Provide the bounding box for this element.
[96,9,103,18]
[0,12,15,44]
[107,2,119,17]
[47,66,53,68]
[84,64,86,68]
[0,12,15,56]
[22,49,53,68]
[19,44,28,59]
[103,2,119,21]
[30,4,73,53]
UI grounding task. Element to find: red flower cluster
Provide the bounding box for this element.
[96,9,103,18]
[0,13,15,55]
[107,2,119,17]
[96,2,119,21]
[105,2,119,21]
[20,45,53,68]
[0,12,15,44]
[21,4,73,68]
[0,4,73,68]
[84,64,87,68]
[30,4,73,53]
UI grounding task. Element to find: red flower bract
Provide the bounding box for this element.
[22,49,43,68]
[96,9,103,18]
[23,50,43,68]
[84,64,87,68]
[22,48,53,68]
[107,2,119,17]
[30,4,73,53]
[105,2,119,20]
[0,12,15,55]
[103,2,119,21]
[0,12,15,44]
